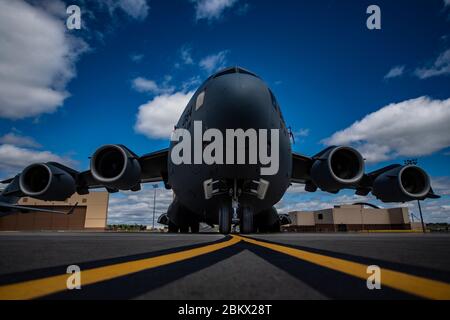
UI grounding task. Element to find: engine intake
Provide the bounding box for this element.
[310,146,365,192]
[90,145,141,190]
[19,163,76,201]
[372,165,430,202]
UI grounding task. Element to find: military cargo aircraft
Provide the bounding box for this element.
[0,67,439,234]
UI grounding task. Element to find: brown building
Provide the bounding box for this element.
[0,192,109,231]
[285,204,412,232]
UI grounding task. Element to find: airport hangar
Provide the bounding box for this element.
[284,204,422,232]
[0,192,109,231]
[0,193,421,232]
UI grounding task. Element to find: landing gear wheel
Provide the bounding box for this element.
[168,221,179,233]
[218,203,232,235]
[240,207,254,234]
[269,220,281,233]
[190,222,200,233]
[179,225,189,233]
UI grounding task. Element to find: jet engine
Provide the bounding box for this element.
[372,165,430,202]
[90,144,141,190]
[19,163,76,201]
[310,146,364,192]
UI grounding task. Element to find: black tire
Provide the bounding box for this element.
[167,199,181,233]
[240,207,254,234]
[268,207,281,233]
[179,225,189,233]
[190,222,200,233]
[269,220,281,233]
[168,221,179,233]
[218,203,232,234]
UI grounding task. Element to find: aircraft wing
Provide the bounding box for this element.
[354,164,440,199]
[291,152,313,184]
[0,201,78,217]
[77,148,169,193]
[291,148,440,202]
[0,146,169,209]
[139,148,169,183]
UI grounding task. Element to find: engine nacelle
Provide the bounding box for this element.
[19,163,76,201]
[372,165,431,202]
[310,146,365,192]
[90,144,141,190]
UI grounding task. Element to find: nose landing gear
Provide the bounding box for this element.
[218,179,255,234]
[218,202,232,234]
[240,206,254,234]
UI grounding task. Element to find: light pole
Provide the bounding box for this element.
[417,199,426,233]
[360,205,365,232]
[152,184,158,230]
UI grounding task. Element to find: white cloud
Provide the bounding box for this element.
[431,177,450,195]
[181,75,202,91]
[35,0,67,18]
[135,91,195,139]
[118,0,149,20]
[0,133,41,148]
[132,77,175,95]
[278,186,372,212]
[276,198,332,214]
[322,96,450,163]
[133,77,159,93]
[384,65,405,79]
[130,53,144,62]
[194,0,239,21]
[0,0,88,120]
[445,0,450,7]
[101,0,150,20]
[415,49,450,79]
[294,128,310,138]
[180,46,194,65]
[353,143,391,163]
[108,186,174,225]
[415,198,450,223]
[199,51,228,73]
[0,144,77,176]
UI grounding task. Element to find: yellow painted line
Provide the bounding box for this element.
[362,230,426,233]
[0,236,241,300]
[235,235,450,300]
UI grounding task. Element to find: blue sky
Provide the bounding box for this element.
[0,0,449,224]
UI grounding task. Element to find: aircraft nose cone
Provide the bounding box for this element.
[200,74,271,131]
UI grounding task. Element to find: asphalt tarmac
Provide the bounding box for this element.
[0,232,449,300]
